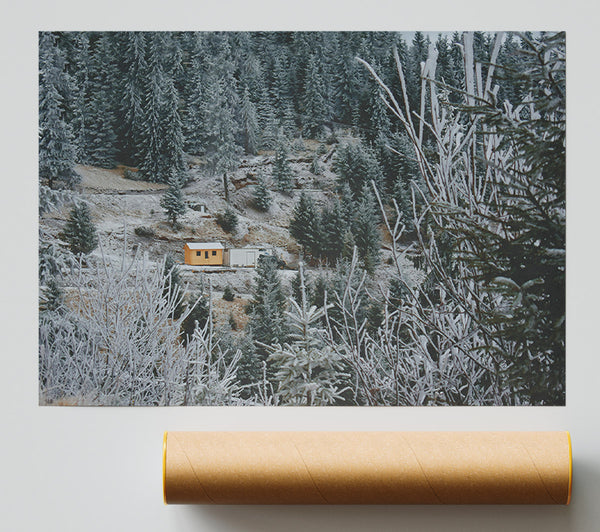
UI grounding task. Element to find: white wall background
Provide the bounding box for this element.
[1,1,598,530]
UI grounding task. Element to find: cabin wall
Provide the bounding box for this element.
[184,247,224,266]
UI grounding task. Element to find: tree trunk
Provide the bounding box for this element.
[223,172,229,203]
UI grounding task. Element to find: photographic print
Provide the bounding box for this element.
[38,31,565,406]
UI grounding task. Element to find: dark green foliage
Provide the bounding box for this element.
[39,32,78,188]
[40,277,64,313]
[181,292,210,345]
[320,199,346,264]
[252,173,272,211]
[83,33,117,167]
[246,255,288,382]
[134,226,156,238]
[115,32,148,165]
[289,192,322,259]
[223,285,235,301]
[240,86,260,154]
[333,141,384,199]
[215,208,238,233]
[62,202,98,255]
[160,173,186,227]
[366,301,384,337]
[459,33,566,404]
[139,33,186,183]
[272,136,294,193]
[302,54,327,138]
[352,185,381,274]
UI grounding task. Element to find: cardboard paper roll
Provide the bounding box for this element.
[163,431,572,505]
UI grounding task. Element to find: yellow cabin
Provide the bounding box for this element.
[184,242,224,266]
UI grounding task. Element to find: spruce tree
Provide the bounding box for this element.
[39,32,78,188]
[62,202,98,256]
[333,141,384,199]
[84,33,117,167]
[320,199,346,264]
[302,54,327,138]
[139,33,186,183]
[269,264,347,405]
[272,135,294,194]
[201,63,243,199]
[240,86,260,155]
[352,185,381,274]
[117,32,148,165]
[160,172,186,227]
[289,192,321,259]
[246,255,288,381]
[253,172,272,212]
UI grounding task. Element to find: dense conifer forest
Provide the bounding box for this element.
[39,31,565,406]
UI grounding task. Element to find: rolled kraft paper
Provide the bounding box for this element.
[163,431,572,505]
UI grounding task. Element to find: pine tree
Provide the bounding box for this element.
[215,207,238,233]
[320,199,346,263]
[252,172,272,212]
[289,192,321,259]
[84,33,117,167]
[62,202,98,256]
[40,276,65,313]
[240,86,259,155]
[39,32,78,188]
[246,255,288,382]
[352,185,381,274]
[201,63,243,199]
[302,54,327,138]
[269,264,347,405]
[223,285,235,301]
[68,32,90,164]
[117,32,148,165]
[183,34,207,155]
[139,33,186,183]
[160,172,186,227]
[272,135,294,193]
[333,141,384,199]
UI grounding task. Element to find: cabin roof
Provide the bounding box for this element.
[185,242,225,250]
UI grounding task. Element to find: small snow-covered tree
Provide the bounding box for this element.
[270,264,348,405]
[61,202,98,256]
[252,172,272,212]
[272,135,294,194]
[160,172,186,227]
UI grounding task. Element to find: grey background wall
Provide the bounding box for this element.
[2,1,599,530]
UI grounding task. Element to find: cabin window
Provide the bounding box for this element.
[205,251,209,259]
[212,250,217,256]
[196,251,201,256]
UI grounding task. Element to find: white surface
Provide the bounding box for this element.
[1,1,599,531]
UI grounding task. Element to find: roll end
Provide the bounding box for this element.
[567,431,572,505]
[163,431,168,505]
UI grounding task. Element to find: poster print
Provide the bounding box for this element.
[39,31,565,406]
